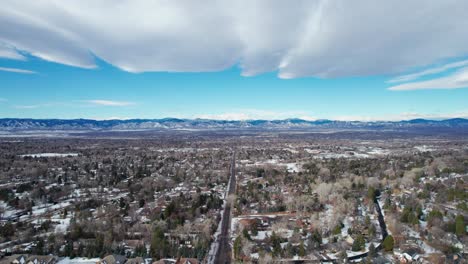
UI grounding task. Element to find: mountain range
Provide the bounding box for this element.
[0,118,467,131]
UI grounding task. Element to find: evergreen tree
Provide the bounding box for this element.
[34,238,45,255]
[270,232,282,257]
[383,235,394,251]
[368,243,376,258]
[150,226,168,259]
[298,241,305,257]
[352,234,365,251]
[242,228,251,240]
[455,215,465,236]
[233,236,243,260]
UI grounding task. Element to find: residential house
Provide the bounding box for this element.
[100,255,127,264]
[152,260,175,264]
[0,255,27,264]
[125,257,144,264]
[26,256,57,264]
[174,259,198,264]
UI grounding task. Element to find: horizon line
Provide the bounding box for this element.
[0,117,467,122]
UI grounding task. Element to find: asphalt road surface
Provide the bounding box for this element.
[213,152,236,264]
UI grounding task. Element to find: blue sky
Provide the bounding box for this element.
[1,1,468,121]
[1,56,467,120]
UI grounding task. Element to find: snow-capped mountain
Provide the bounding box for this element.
[0,118,467,131]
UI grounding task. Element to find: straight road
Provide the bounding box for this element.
[213,152,236,264]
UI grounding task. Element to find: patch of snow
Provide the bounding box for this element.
[252,230,271,240]
[54,217,71,233]
[414,145,434,152]
[57,258,100,264]
[286,163,300,173]
[20,153,79,158]
[250,253,259,260]
[367,148,390,155]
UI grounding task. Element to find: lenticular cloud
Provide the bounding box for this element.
[1,0,468,78]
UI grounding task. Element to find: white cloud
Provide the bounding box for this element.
[14,105,41,109]
[89,116,132,120]
[1,0,468,78]
[388,60,468,83]
[0,43,25,60]
[82,100,135,106]
[197,112,252,121]
[331,111,468,121]
[196,109,316,121]
[195,110,468,121]
[388,67,468,91]
[0,66,36,74]
[13,100,134,109]
[14,103,58,109]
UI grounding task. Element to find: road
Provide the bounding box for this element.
[212,152,236,264]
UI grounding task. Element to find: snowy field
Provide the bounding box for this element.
[20,153,79,158]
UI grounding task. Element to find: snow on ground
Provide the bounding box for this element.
[250,253,259,260]
[277,228,294,239]
[414,145,434,152]
[345,241,380,258]
[32,200,72,216]
[351,153,370,158]
[252,230,272,240]
[231,217,240,236]
[318,204,335,234]
[20,153,79,158]
[0,201,21,219]
[207,167,232,264]
[367,147,390,155]
[419,240,437,254]
[285,147,299,154]
[286,163,300,173]
[378,200,386,217]
[315,152,370,159]
[235,213,280,218]
[54,217,71,233]
[406,227,420,239]
[306,147,391,159]
[305,148,321,154]
[341,217,352,238]
[57,258,100,264]
[250,159,303,173]
[319,153,350,159]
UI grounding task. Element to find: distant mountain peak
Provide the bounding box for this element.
[0,117,466,131]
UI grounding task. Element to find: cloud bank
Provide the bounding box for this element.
[196,109,316,121]
[1,0,468,78]
[196,110,468,122]
[331,111,468,122]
